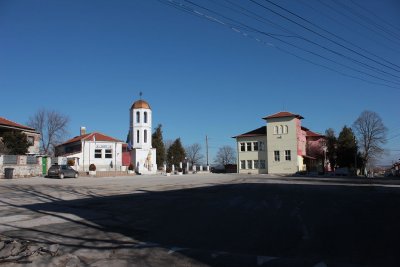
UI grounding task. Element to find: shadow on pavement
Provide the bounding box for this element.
[11,183,400,266]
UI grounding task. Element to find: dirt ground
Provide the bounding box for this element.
[1,174,400,267]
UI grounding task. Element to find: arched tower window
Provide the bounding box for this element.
[136,130,140,143]
[144,112,148,123]
[274,126,278,134]
[136,111,140,123]
[278,125,283,134]
[144,130,147,143]
[284,125,288,134]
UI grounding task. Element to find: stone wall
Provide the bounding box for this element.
[0,155,42,178]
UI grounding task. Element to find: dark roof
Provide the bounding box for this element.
[233,126,266,138]
[0,116,37,132]
[58,132,123,146]
[263,111,304,120]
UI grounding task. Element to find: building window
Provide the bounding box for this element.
[259,141,265,151]
[136,111,140,123]
[274,126,278,135]
[254,160,259,169]
[95,149,102,158]
[144,130,147,143]
[240,160,245,169]
[260,160,266,169]
[247,160,253,169]
[105,149,112,158]
[278,125,283,134]
[240,143,245,152]
[137,130,140,143]
[144,112,148,123]
[285,150,291,161]
[247,142,252,151]
[274,150,280,162]
[253,142,258,151]
[284,125,288,134]
[27,136,34,146]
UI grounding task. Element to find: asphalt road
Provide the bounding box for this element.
[1,174,400,267]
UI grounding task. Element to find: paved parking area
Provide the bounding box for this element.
[1,174,400,266]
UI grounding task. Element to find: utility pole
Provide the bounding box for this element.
[206,135,209,167]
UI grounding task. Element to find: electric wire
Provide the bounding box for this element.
[157,0,400,89]
[251,0,400,77]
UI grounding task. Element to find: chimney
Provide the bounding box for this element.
[80,126,86,136]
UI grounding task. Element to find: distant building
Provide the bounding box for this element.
[233,111,325,174]
[128,99,157,174]
[0,116,41,155]
[55,128,124,172]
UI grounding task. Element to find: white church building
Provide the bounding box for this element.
[129,99,157,174]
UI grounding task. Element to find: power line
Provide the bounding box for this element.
[336,0,400,42]
[349,0,400,34]
[318,0,400,49]
[251,0,400,77]
[157,0,400,89]
[297,0,400,56]
[203,0,400,86]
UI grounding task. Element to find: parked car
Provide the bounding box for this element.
[47,164,78,179]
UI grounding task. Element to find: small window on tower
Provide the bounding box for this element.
[137,130,140,143]
[144,112,148,123]
[144,130,147,143]
[136,111,140,123]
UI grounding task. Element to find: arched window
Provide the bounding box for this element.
[284,125,289,134]
[136,111,140,123]
[274,126,278,134]
[144,130,147,143]
[136,130,140,143]
[278,125,283,134]
[144,112,148,123]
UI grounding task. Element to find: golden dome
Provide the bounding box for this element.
[131,99,151,110]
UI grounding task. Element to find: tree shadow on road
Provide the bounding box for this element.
[3,182,400,266]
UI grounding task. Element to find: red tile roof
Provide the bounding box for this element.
[58,132,123,146]
[233,126,266,138]
[263,111,304,120]
[0,116,36,131]
[306,130,325,138]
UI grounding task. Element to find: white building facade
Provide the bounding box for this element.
[129,99,157,174]
[55,130,124,172]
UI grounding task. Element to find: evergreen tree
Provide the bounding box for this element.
[1,131,30,155]
[166,138,186,167]
[336,126,357,169]
[325,128,337,170]
[152,124,165,167]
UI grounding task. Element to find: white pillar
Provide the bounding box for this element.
[163,164,167,172]
[179,162,183,169]
[206,165,210,172]
[200,165,203,172]
[172,165,175,172]
[193,165,196,172]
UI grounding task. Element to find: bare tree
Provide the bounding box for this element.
[185,143,204,166]
[214,145,236,166]
[27,109,69,155]
[353,110,387,172]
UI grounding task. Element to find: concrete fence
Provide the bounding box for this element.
[0,155,42,178]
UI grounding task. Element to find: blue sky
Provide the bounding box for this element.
[1,0,399,165]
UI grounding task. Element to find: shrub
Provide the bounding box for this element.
[166,167,172,173]
[177,167,183,172]
[67,159,75,166]
[128,163,135,171]
[89,164,96,171]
